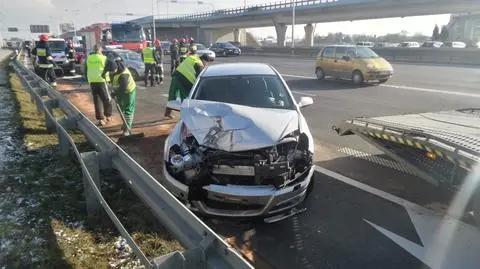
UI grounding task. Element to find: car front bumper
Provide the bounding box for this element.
[365,70,393,80]
[162,165,315,218]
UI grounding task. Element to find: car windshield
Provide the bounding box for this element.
[193,75,295,110]
[48,41,67,51]
[117,51,141,61]
[195,43,206,50]
[355,47,379,58]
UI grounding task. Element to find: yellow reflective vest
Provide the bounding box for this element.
[176,55,203,84]
[142,47,155,64]
[36,48,54,68]
[86,53,108,83]
[113,68,136,93]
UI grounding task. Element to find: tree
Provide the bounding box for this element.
[432,24,440,41]
[440,26,449,41]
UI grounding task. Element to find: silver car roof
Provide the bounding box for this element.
[202,63,276,77]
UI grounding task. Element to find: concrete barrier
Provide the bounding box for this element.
[240,46,480,66]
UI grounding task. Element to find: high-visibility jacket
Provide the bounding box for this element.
[86,53,108,83]
[33,41,54,68]
[113,68,136,93]
[176,54,203,84]
[142,47,155,64]
[179,45,188,55]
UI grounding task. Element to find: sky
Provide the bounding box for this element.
[0,0,451,40]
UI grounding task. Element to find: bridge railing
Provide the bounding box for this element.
[155,0,341,22]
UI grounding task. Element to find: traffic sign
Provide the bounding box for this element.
[7,27,18,32]
[30,25,50,33]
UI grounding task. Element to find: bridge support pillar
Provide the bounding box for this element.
[275,23,287,47]
[304,23,314,47]
[233,28,240,42]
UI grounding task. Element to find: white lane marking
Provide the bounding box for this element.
[365,207,480,269]
[282,74,315,79]
[338,147,417,176]
[291,91,316,97]
[161,93,169,98]
[281,73,480,98]
[314,166,432,214]
[380,84,480,98]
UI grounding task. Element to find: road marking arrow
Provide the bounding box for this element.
[365,208,480,269]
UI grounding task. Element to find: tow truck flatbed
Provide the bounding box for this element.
[334,108,480,190]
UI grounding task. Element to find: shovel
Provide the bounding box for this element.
[104,81,144,143]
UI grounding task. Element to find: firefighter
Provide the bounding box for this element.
[141,42,156,87]
[153,39,164,85]
[31,34,56,86]
[105,57,137,136]
[85,44,112,126]
[179,38,189,63]
[65,40,76,75]
[164,53,213,118]
[170,38,180,74]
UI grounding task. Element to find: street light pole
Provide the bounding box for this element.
[291,0,296,50]
[152,0,157,41]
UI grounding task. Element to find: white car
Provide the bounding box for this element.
[193,43,216,60]
[162,63,315,222]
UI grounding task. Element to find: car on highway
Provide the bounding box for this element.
[104,49,144,80]
[356,41,374,47]
[161,41,171,55]
[315,45,393,84]
[400,41,421,48]
[34,38,69,76]
[163,63,315,222]
[441,41,467,48]
[193,43,216,60]
[209,42,241,57]
[421,41,443,48]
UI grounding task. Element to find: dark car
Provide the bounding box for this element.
[209,42,241,57]
[161,41,171,55]
[229,41,241,47]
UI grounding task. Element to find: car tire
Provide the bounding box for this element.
[352,70,364,85]
[129,68,140,81]
[315,67,325,80]
[378,79,388,83]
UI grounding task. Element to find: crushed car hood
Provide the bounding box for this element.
[181,99,301,152]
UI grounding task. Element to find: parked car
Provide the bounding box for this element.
[374,42,396,48]
[104,49,144,80]
[421,41,443,48]
[193,43,216,60]
[163,63,315,221]
[441,41,466,48]
[228,41,241,47]
[161,41,171,55]
[315,45,393,84]
[400,42,421,48]
[209,42,241,57]
[34,38,69,75]
[355,41,374,47]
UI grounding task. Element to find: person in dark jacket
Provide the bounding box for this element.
[164,53,213,118]
[65,40,76,75]
[170,38,180,74]
[153,39,164,85]
[31,34,56,86]
[178,38,189,63]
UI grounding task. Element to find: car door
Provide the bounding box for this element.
[317,46,335,76]
[333,47,350,78]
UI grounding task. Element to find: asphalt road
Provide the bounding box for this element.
[55,56,480,269]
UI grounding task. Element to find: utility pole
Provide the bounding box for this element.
[291,0,296,50]
[152,0,157,41]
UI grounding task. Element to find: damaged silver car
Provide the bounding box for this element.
[162,63,315,222]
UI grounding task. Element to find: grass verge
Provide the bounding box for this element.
[0,64,181,269]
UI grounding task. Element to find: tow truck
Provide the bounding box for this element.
[334,108,480,227]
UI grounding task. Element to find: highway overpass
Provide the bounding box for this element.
[130,0,480,46]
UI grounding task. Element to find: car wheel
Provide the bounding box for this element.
[378,78,388,83]
[129,68,140,81]
[352,70,364,85]
[315,67,325,80]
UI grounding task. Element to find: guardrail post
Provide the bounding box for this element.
[56,117,77,156]
[44,99,59,133]
[81,151,102,218]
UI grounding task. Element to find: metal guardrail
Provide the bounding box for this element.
[240,46,480,65]
[10,52,253,269]
[153,0,343,22]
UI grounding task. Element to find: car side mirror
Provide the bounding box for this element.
[167,99,182,111]
[342,55,351,61]
[298,96,314,108]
